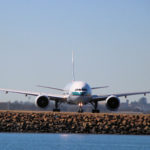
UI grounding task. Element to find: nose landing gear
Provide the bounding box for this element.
[78,102,83,113]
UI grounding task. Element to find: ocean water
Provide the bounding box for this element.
[0,133,149,150]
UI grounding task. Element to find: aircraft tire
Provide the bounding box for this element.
[92,109,100,113]
[53,109,60,112]
[78,109,84,113]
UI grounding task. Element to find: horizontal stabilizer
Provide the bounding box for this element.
[91,86,109,90]
[37,85,65,91]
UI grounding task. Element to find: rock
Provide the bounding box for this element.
[0,111,149,134]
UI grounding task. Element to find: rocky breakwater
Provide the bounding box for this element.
[0,111,149,134]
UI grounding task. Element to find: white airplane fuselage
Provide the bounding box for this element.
[64,81,92,105]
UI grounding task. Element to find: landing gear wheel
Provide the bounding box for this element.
[78,108,83,113]
[92,109,100,113]
[53,109,60,112]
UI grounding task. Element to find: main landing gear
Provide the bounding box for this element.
[91,101,100,113]
[53,101,61,112]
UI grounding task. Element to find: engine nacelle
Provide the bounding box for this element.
[106,95,120,111]
[35,95,49,108]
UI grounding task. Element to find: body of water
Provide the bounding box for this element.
[0,133,149,150]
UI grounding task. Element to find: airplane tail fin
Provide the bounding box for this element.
[72,51,75,81]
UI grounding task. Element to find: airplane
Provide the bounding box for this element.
[0,52,150,113]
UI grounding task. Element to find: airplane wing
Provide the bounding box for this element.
[0,88,67,102]
[92,91,150,101]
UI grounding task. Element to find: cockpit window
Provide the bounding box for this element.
[75,89,80,91]
[82,88,87,91]
[75,88,87,91]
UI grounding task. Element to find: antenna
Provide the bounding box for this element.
[72,51,75,81]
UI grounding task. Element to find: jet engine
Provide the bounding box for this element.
[106,95,120,111]
[35,95,49,108]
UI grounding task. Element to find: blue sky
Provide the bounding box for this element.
[0,0,150,102]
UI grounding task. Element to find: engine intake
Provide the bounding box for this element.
[35,95,49,108]
[106,95,120,111]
